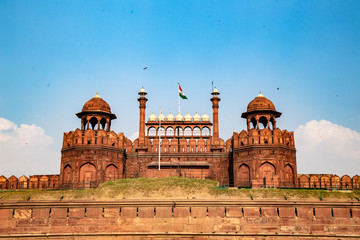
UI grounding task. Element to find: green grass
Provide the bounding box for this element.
[0,177,359,201]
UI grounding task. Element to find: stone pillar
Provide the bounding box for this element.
[97,117,101,130]
[106,119,110,131]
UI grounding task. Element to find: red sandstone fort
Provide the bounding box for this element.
[1,88,359,190]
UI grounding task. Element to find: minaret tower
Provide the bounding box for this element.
[137,87,148,150]
[210,87,221,149]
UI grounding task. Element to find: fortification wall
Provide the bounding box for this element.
[0,199,359,239]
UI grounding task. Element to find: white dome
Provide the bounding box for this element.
[166,112,174,121]
[175,113,183,121]
[139,87,146,93]
[184,112,192,121]
[202,113,210,121]
[148,112,157,121]
[158,112,166,121]
[193,112,201,121]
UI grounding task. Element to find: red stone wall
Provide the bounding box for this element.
[0,199,359,239]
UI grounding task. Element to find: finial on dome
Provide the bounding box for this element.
[94,92,101,98]
[257,91,264,97]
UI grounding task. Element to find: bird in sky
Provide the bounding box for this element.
[143,67,148,70]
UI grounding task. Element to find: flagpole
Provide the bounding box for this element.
[178,83,180,114]
[158,107,161,171]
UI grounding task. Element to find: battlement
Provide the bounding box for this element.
[232,128,295,148]
[62,129,132,152]
[298,174,360,190]
[0,174,60,190]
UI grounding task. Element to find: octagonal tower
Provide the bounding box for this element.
[232,93,297,188]
[60,93,129,189]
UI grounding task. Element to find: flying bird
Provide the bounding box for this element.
[143,67,148,70]
[277,88,279,90]
[26,197,31,201]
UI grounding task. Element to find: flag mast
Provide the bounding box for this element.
[178,83,180,114]
[158,107,161,171]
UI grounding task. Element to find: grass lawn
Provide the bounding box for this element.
[0,177,359,201]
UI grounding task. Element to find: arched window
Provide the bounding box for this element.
[259,116,268,129]
[100,118,107,130]
[148,127,156,136]
[251,117,257,129]
[157,127,165,137]
[202,127,210,136]
[166,127,174,136]
[89,117,98,130]
[193,127,201,136]
[175,127,183,136]
[83,118,88,130]
[184,127,192,137]
[270,117,275,130]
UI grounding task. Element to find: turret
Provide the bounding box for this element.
[137,87,148,148]
[210,87,221,147]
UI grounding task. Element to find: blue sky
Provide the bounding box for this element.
[0,1,360,177]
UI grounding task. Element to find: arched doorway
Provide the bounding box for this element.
[63,165,72,183]
[238,164,250,187]
[105,164,118,181]
[259,162,275,186]
[80,163,96,188]
[284,164,294,187]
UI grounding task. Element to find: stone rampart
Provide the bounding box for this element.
[0,199,359,239]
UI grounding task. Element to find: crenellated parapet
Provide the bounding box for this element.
[232,128,295,149]
[0,174,60,190]
[62,129,132,150]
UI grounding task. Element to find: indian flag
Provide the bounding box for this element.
[178,84,188,99]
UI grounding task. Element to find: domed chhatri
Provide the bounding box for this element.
[242,92,281,119]
[82,93,112,114]
[158,112,166,121]
[166,113,174,121]
[175,112,183,121]
[247,92,276,112]
[201,113,210,121]
[148,112,157,121]
[193,112,201,121]
[184,112,192,121]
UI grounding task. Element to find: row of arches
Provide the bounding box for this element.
[248,116,277,130]
[237,163,295,186]
[148,126,211,137]
[299,174,360,189]
[0,175,60,190]
[63,163,119,185]
[81,116,110,131]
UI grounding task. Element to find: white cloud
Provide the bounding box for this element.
[0,118,60,178]
[295,120,360,176]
